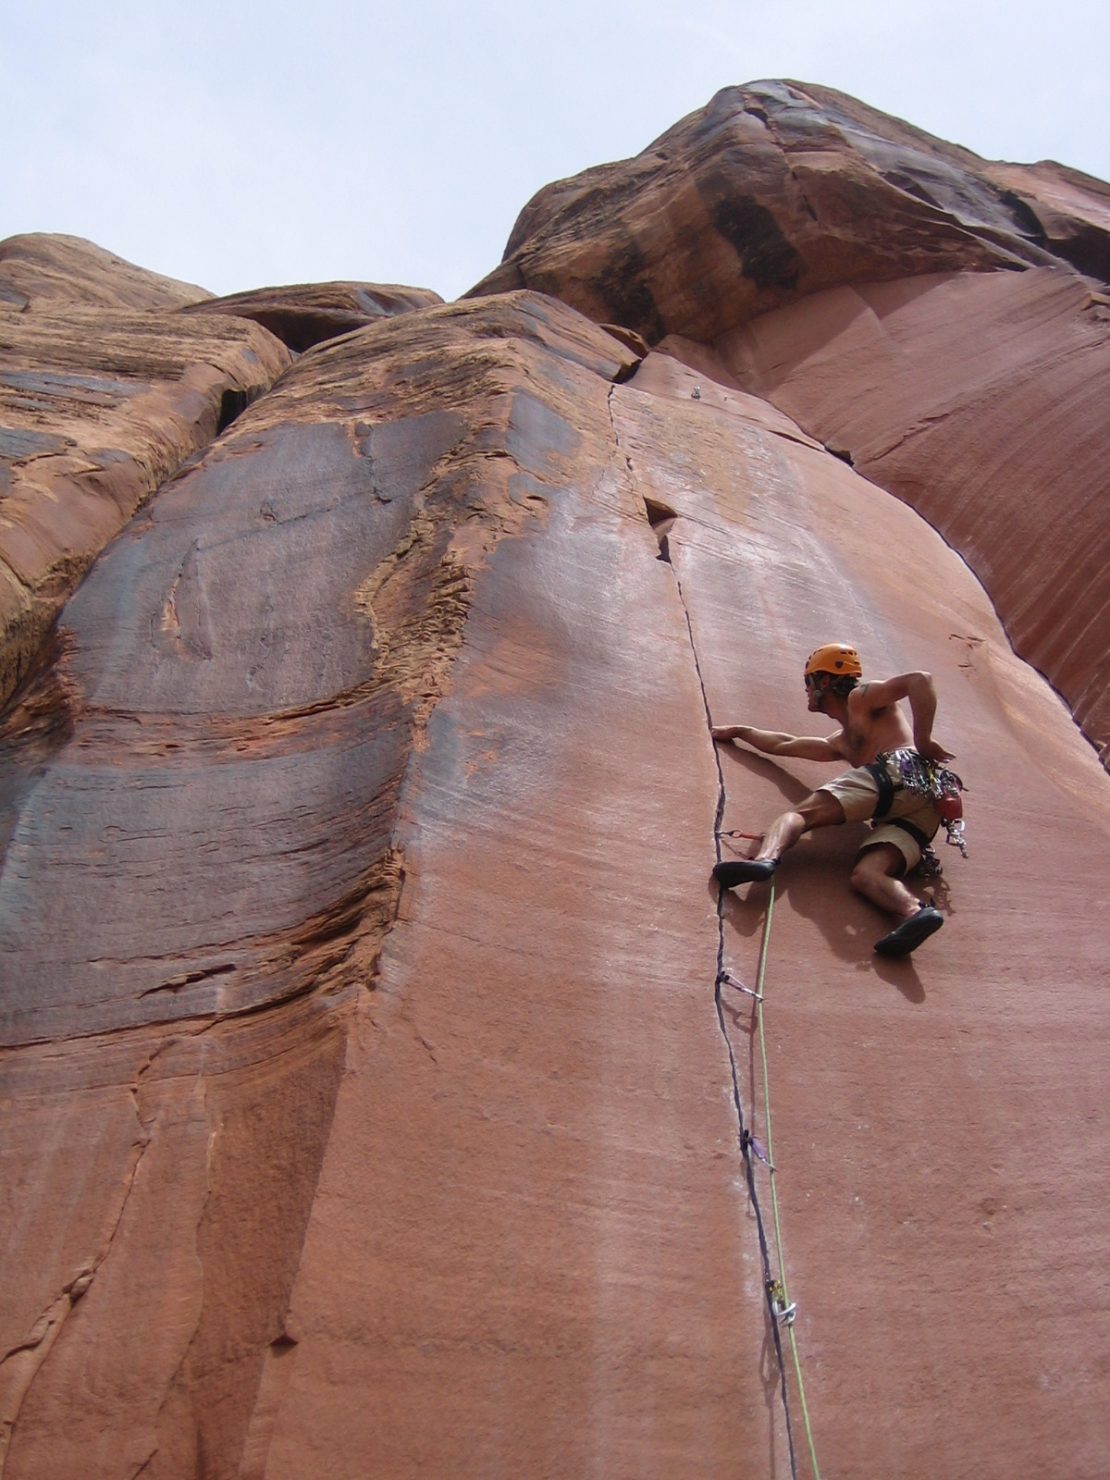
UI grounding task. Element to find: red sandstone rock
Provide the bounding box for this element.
[0,300,292,706]
[469,80,1110,344]
[470,80,1110,763]
[0,234,211,311]
[954,157,1110,285]
[177,281,445,351]
[2,83,1110,1480]
[699,266,1110,760]
[2,287,1107,1479]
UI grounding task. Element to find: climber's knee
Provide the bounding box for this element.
[850,843,905,894]
[797,790,847,832]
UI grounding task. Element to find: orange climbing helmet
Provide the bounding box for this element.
[804,643,862,679]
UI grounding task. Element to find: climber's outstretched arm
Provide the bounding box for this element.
[711,723,842,762]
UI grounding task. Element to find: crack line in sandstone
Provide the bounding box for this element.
[145,1076,217,1464]
[671,552,799,1480]
[0,1108,153,1471]
[606,384,798,1475]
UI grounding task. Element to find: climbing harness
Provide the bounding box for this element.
[719,883,822,1480]
[865,747,969,858]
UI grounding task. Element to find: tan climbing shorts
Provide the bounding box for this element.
[818,762,940,873]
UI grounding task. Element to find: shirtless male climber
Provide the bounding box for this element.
[710,643,956,957]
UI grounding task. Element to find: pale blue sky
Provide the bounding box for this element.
[4,0,1108,301]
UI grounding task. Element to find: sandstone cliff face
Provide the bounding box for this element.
[472,80,1110,762]
[471,80,1110,340]
[708,266,1110,756]
[1,83,1108,1480]
[0,237,293,708]
[0,235,212,312]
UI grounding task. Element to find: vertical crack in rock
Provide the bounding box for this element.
[670,559,799,1480]
[0,1093,153,1472]
[124,996,352,1477]
[157,540,214,661]
[0,1289,73,1473]
[142,1073,218,1474]
[643,497,677,563]
[607,386,798,1475]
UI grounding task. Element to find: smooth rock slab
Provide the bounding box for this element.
[609,349,1110,1478]
[707,265,1110,760]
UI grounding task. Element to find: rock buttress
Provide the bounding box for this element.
[467,82,1110,765]
[468,80,1110,344]
[0,286,292,708]
[247,312,791,1480]
[0,235,212,313]
[5,294,787,1476]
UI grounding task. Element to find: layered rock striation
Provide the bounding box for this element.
[0,234,212,312]
[1,82,1109,1480]
[0,237,293,708]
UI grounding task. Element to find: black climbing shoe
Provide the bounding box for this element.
[713,858,779,888]
[874,906,944,957]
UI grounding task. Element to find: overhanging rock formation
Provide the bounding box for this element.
[1,82,1109,1480]
[473,80,1110,761]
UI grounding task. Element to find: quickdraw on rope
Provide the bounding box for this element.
[767,1278,797,1326]
[724,880,822,1480]
[717,828,764,854]
[718,967,762,1003]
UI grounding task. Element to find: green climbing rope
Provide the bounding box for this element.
[754,880,822,1480]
